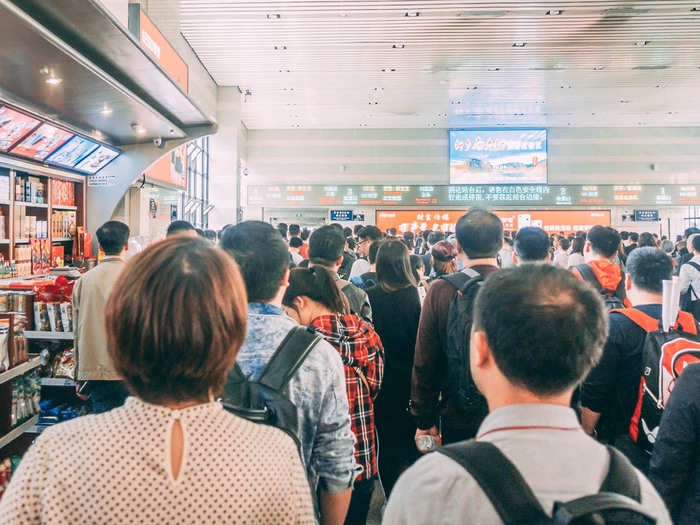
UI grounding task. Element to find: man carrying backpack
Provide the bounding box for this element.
[679,234,700,317]
[221,222,358,525]
[350,240,380,290]
[571,225,628,310]
[410,209,502,448]
[581,247,700,472]
[384,265,671,524]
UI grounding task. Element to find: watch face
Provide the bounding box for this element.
[10,123,73,161]
[0,106,41,151]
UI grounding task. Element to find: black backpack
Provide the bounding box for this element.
[439,440,656,525]
[441,269,489,426]
[679,261,700,318]
[221,326,322,448]
[575,264,626,311]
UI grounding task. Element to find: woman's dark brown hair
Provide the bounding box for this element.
[105,236,247,404]
[376,238,417,292]
[283,266,349,315]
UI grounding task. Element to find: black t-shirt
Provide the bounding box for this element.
[581,304,662,440]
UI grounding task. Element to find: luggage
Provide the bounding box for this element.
[575,264,626,311]
[222,326,322,447]
[611,308,700,455]
[439,440,656,524]
[440,269,489,426]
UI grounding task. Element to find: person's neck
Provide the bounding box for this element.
[486,385,573,412]
[628,289,663,306]
[309,262,339,274]
[459,253,498,268]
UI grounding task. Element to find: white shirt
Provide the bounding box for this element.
[553,250,570,268]
[499,247,515,269]
[0,397,315,524]
[290,250,303,265]
[349,258,371,280]
[679,254,700,297]
[383,404,671,525]
[567,252,586,267]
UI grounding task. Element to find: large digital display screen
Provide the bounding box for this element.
[0,106,41,152]
[449,129,547,185]
[74,145,119,174]
[46,135,100,168]
[10,123,73,161]
[376,209,611,235]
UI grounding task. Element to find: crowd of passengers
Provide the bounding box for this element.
[0,210,698,524]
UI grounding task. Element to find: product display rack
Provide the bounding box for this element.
[0,356,40,385]
[24,331,73,341]
[0,166,87,277]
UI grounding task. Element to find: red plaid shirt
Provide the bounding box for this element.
[311,314,384,480]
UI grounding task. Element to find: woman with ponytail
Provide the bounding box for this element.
[283,266,384,525]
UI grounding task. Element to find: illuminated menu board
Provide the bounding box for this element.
[248,184,700,207]
[10,123,73,161]
[0,106,40,152]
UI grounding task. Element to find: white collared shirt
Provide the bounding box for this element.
[679,254,700,297]
[383,404,671,524]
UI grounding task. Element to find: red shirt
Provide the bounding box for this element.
[311,314,384,480]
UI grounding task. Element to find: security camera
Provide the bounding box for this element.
[153,137,165,149]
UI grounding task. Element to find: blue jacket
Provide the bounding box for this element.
[649,362,700,524]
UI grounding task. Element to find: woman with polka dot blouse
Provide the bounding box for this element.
[0,236,315,524]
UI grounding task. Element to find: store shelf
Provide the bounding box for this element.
[0,239,8,244]
[40,377,75,387]
[52,205,77,211]
[52,238,73,242]
[14,239,29,244]
[24,331,73,340]
[0,415,39,449]
[0,356,41,385]
[14,202,48,209]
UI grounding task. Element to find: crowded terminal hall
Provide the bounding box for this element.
[1,1,700,524]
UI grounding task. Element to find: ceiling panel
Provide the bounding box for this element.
[179,1,700,129]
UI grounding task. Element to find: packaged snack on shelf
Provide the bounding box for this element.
[0,329,7,372]
[47,302,64,332]
[52,349,74,379]
[59,302,72,332]
[33,301,50,331]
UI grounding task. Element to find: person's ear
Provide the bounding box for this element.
[336,255,344,267]
[626,274,632,291]
[124,240,129,252]
[585,241,591,253]
[512,252,518,265]
[281,268,290,288]
[470,330,491,370]
[546,252,551,262]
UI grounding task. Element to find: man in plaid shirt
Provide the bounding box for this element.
[310,313,384,525]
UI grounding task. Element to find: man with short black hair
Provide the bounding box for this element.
[349,226,383,280]
[581,247,676,470]
[277,222,289,240]
[309,225,372,322]
[221,222,357,524]
[289,236,304,265]
[513,226,550,265]
[411,208,502,446]
[289,223,301,239]
[74,221,131,413]
[572,225,627,307]
[166,220,197,237]
[385,265,670,525]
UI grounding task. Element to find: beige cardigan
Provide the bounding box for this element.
[72,256,126,380]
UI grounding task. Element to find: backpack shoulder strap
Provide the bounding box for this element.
[575,264,602,292]
[438,441,549,524]
[676,311,698,335]
[440,271,470,290]
[258,327,322,391]
[600,445,642,501]
[686,261,700,273]
[609,308,659,333]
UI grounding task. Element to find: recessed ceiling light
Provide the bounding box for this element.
[381,68,396,72]
[487,67,500,71]
[273,45,287,50]
[392,43,406,49]
[169,128,175,134]
[404,11,420,17]
[546,9,563,15]
[278,69,291,73]
[100,106,113,116]
[635,40,650,46]
[266,13,281,19]
[131,123,146,135]
[619,100,630,104]
[512,42,527,47]
[45,76,62,85]
[368,101,379,105]
[593,66,605,70]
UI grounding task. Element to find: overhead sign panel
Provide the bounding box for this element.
[10,123,73,161]
[249,184,700,207]
[46,135,100,168]
[0,106,40,152]
[449,129,547,185]
[74,145,120,174]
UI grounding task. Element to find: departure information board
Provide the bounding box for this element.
[248,184,700,207]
